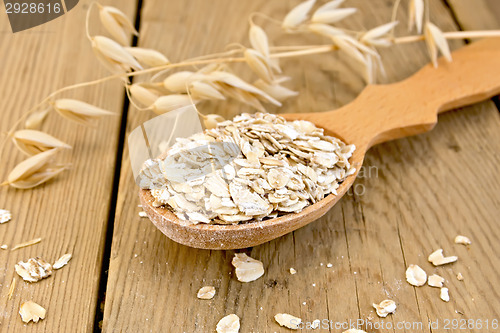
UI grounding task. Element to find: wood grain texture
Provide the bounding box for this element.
[102,1,500,333]
[0,0,137,331]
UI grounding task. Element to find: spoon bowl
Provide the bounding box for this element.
[140,38,500,249]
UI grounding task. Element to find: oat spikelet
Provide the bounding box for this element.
[244,49,274,83]
[54,99,115,125]
[152,95,194,114]
[361,21,398,47]
[163,71,197,93]
[91,36,143,71]
[12,130,71,156]
[424,22,452,67]
[408,0,424,33]
[128,83,160,107]
[25,108,50,130]
[282,0,316,30]
[249,24,270,58]
[203,114,225,129]
[124,47,170,67]
[2,149,68,189]
[98,5,138,45]
[311,7,357,24]
[189,81,226,101]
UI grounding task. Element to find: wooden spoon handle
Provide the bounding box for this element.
[288,38,500,152]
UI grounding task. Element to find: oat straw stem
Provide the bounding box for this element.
[249,12,284,26]
[425,0,430,23]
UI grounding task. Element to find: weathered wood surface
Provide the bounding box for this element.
[102,0,500,333]
[0,0,137,331]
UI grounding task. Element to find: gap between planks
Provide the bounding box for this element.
[93,0,144,331]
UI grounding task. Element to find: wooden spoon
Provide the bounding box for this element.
[140,38,500,250]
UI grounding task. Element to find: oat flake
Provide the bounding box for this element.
[216,314,240,333]
[454,235,471,245]
[440,287,450,302]
[19,301,46,323]
[53,253,72,270]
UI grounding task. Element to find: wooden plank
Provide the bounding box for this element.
[447,0,500,31]
[0,0,137,331]
[103,0,500,332]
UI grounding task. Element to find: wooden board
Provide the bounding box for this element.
[102,1,500,332]
[0,0,137,331]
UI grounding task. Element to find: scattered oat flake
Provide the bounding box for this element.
[428,274,445,288]
[326,263,333,268]
[53,253,72,270]
[406,264,427,286]
[197,286,216,299]
[11,237,42,251]
[440,287,450,302]
[15,257,52,282]
[138,211,148,218]
[232,253,264,282]
[8,277,16,300]
[311,319,320,329]
[289,267,297,275]
[0,209,12,223]
[1,245,8,250]
[454,235,471,245]
[274,313,302,329]
[457,273,464,281]
[19,301,46,323]
[428,249,458,266]
[216,314,240,333]
[372,299,396,317]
